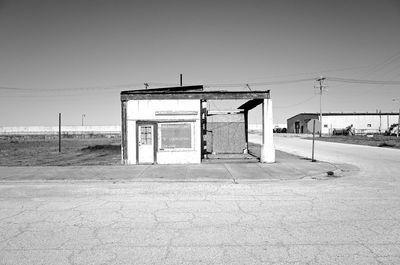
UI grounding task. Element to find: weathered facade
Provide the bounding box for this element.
[120,85,275,164]
[287,112,399,134]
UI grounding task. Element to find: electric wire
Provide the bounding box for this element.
[325,77,400,85]
[364,50,400,76]
[1,76,400,96]
[204,78,315,88]
[275,95,317,108]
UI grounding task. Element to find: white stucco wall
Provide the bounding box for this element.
[126,99,201,164]
[321,114,398,134]
[126,120,137,164]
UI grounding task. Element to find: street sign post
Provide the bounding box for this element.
[308,119,320,162]
[307,119,321,134]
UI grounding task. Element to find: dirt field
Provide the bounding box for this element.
[312,135,400,149]
[0,136,121,166]
[0,135,266,167]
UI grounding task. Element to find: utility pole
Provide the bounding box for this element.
[316,77,326,137]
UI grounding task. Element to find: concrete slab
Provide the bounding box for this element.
[0,151,353,182]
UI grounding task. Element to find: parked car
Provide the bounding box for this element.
[273,127,287,133]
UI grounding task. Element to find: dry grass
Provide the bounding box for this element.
[0,137,121,166]
[312,135,400,149]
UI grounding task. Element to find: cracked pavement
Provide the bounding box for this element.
[1,136,400,264]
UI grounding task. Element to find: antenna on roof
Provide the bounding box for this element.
[246,84,252,91]
[144,83,149,89]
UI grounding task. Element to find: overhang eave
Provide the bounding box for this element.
[237,98,264,111]
[120,90,270,101]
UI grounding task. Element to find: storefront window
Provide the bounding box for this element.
[158,122,193,150]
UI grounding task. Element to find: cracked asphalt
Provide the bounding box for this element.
[1,135,400,264]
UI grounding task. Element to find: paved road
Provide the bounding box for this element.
[1,135,400,264]
[272,135,400,182]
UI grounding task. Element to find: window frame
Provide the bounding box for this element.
[139,125,153,145]
[157,122,195,151]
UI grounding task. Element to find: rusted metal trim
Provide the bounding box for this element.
[120,91,270,101]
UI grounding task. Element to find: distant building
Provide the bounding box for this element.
[120,85,275,164]
[287,112,398,135]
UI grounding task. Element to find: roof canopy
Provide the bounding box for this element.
[121,85,270,101]
[237,99,264,111]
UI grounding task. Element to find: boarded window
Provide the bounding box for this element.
[159,123,192,150]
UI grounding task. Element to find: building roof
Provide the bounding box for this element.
[121,85,204,94]
[288,112,399,121]
[121,85,270,101]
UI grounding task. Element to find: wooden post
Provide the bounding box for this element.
[58,113,61,153]
[244,110,248,154]
[180,74,183,86]
[121,101,128,164]
[312,119,316,162]
[397,107,400,138]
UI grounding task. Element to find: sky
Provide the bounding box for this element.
[0,0,399,126]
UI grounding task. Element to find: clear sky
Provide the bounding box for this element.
[0,0,399,126]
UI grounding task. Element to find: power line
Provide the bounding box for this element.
[365,50,400,76]
[1,76,400,93]
[326,77,400,85]
[0,82,177,92]
[275,95,317,108]
[0,78,316,92]
[204,78,315,88]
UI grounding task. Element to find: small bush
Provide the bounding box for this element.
[378,142,395,147]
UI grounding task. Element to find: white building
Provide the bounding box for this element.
[120,85,275,164]
[287,112,398,135]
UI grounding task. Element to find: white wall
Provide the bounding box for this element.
[126,99,201,164]
[321,114,398,134]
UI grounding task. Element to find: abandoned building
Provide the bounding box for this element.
[120,85,275,164]
[287,112,399,135]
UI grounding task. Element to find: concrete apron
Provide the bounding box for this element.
[0,158,351,183]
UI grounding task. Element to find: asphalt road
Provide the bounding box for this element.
[1,135,400,264]
[271,134,400,182]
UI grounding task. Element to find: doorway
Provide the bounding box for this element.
[138,124,155,164]
[295,121,300,133]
